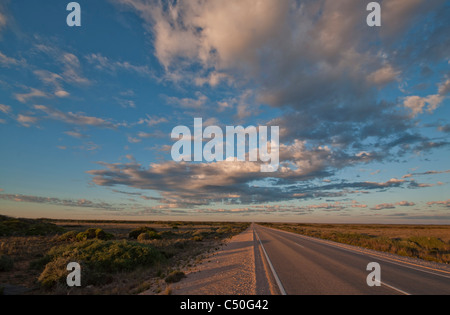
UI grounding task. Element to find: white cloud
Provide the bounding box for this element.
[165,92,208,109]
[64,130,88,139]
[17,114,38,127]
[403,94,445,117]
[34,44,90,85]
[367,64,400,86]
[34,105,118,129]
[127,136,142,143]
[0,104,11,114]
[0,51,23,67]
[85,53,153,77]
[55,90,70,98]
[15,88,48,103]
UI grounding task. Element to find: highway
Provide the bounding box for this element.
[253,224,450,295]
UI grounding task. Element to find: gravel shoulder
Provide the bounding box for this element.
[164,226,258,295]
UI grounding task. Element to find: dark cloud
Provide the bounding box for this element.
[0,193,120,211]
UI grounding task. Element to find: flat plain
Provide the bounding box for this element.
[1,215,449,295]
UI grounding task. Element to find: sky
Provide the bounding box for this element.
[0,0,449,223]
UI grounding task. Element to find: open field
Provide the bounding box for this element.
[260,222,450,264]
[0,215,249,295]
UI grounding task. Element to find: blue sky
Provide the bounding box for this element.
[0,0,449,223]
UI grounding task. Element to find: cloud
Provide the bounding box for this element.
[127,136,142,144]
[427,199,450,207]
[403,94,445,117]
[380,0,439,38]
[408,180,434,188]
[113,0,448,157]
[0,193,121,211]
[403,77,450,117]
[0,51,24,67]
[64,130,89,139]
[136,115,168,127]
[367,64,401,86]
[85,53,154,78]
[0,10,6,34]
[165,92,208,109]
[115,98,136,109]
[54,90,70,98]
[32,70,70,98]
[395,201,416,207]
[86,151,412,208]
[402,169,450,178]
[15,88,49,103]
[371,203,396,210]
[16,114,38,127]
[0,104,11,114]
[438,124,450,133]
[34,44,90,85]
[34,105,119,129]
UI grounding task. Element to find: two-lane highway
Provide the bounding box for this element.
[253,224,450,295]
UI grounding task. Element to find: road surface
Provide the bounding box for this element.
[253,224,450,295]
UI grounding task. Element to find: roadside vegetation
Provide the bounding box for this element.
[0,215,249,295]
[260,223,450,264]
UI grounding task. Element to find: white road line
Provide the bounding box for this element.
[375,280,410,295]
[254,227,287,295]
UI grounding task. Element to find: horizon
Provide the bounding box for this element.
[0,1,449,224]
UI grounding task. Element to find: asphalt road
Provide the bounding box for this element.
[253,224,450,295]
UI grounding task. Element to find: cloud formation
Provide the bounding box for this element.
[34,105,119,129]
[0,193,120,211]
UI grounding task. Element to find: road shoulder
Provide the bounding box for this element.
[162,226,257,295]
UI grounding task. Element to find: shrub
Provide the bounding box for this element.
[75,228,113,241]
[137,232,151,242]
[38,240,165,288]
[129,227,157,239]
[0,215,64,236]
[137,231,162,242]
[95,228,114,240]
[165,271,185,283]
[58,230,78,241]
[0,255,14,272]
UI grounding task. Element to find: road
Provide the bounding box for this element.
[253,224,450,295]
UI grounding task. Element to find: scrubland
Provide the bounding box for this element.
[0,215,249,294]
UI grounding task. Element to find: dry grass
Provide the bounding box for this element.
[261,223,450,264]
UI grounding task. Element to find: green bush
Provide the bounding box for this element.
[94,228,114,240]
[75,228,113,241]
[0,255,14,272]
[38,240,165,288]
[58,230,78,241]
[129,227,157,239]
[137,231,162,242]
